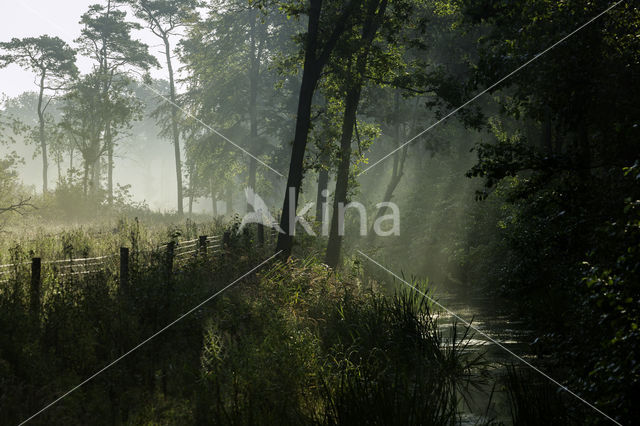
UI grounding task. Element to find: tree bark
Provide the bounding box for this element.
[577,122,591,179]
[316,164,329,222]
[248,12,264,245]
[188,164,194,215]
[368,91,409,238]
[91,157,101,196]
[276,0,324,257]
[226,186,233,215]
[325,0,388,268]
[210,176,217,217]
[56,154,62,182]
[316,97,332,221]
[543,107,553,155]
[368,143,407,240]
[325,83,361,267]
[83,162,89,196]
[37,71,48,193]
[164,35,183,216]
[106,120,113,205]
[276,0,362,257]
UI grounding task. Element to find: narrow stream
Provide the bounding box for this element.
[433,289,535,425]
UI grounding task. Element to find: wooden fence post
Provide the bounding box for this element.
[30,257,41,319]
[120,247,129,293]
[199,236,208,256]
[166,241,175,277]
[257,224,264,246]
[223,231,231,249]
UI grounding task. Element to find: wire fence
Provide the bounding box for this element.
[0,234,231,297]
[0,227,281,315]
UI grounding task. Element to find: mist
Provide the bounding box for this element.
[1,1,637,425]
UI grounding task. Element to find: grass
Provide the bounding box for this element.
[1,220,489,425]
[0,215,226,264]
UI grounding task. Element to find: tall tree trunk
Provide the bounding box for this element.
[316,96,332,222]
[248,158,257,210]
[325,0,389,268]
[56,155,62,182]
[91,158,101,196]
[543,107,553,155]
[276,0,323,257]
[83,162,89,196]
[369,147,407,236]
[316,163,329,222]
[248,13,264,245]
[275,0,362,257]
[226,186,233,216]
[106,120,113,205]
[210,176,217,217]
[37,72,48,193]
[164,35,183,216]
[275,71,319,255]
[248,157,265,243]
[368,91,410,239]
[88,134,101,196]
[325,84,362,268]
[188,164,194,215]
[577,122,591,179]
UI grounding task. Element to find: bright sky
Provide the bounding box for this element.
[0,0,174,98]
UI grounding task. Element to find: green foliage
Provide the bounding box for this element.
[0,0,638,423]
[578,165,640,419]
[0,151,30,222]
[447,1,640,423]
[0,35,78,82]
[77,3,159,72]
[0,35,78,192]
[179,0,295,202]
[197,256,483,425]
[0,226,483,425]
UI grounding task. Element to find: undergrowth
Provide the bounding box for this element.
[2,222,487,425]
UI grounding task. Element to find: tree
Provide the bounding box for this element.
[0,36,78,193]
[76,0,158,203]
[323,0,390,268]
[457,0,640,420]
[309,94,341,222]
[181,0,296,225]
[60,74,107,196]
[275,0,363,257]
[0,153,32,224]
[119,0,200,215]
[45,114,73,182]
[0,112,32,225]
[365,90,416,239]
[183,0,267,234]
